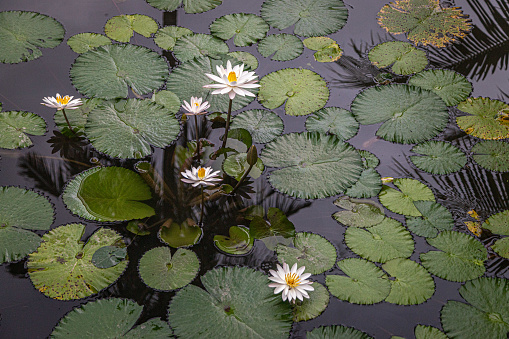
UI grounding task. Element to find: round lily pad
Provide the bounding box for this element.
[260,132,363,199]
[154,25,193,51]
[410,141,467,175]
[414,325,448,339]
[261,0,348,37]
[139,247,199,291]
[472,140,509,172]
[54,98,103,136]
[146,0,223,14]
[333,196,385,228]
[305,107,359,140]
[368,41,427,75]
[0,111,46,149]
[159,219,202,248]
[492,237,509,259]
[0,227,41,265]
[0,11,64,63]
[210,13,269,47]
[408,69,472,106]
[441,277,509,339]
[406,201,454,238]
[378,178,435,216]
[173,34,229,63]
[420,231,487,282]
[383,258,435,305]
[351,84,449,144]
[326,258,391,305]
[28,224,127,300]
[293,282,329,322]
[230,109,283,143]
[257,34,303,61]
[344,168,383,199]
[456,97,509,140]
[307,325,373,339]
[104,14,158,42]
[168,267,293,338]
[213,226,254,255]
[345,217,414,263]
[276,232,337,274]
[85,99,180,159]
[62,166,155,222]
[67,33,111,54]
[258,68,329,116]
[303,37,343,63]
[70,44,169,99]
[482,210,509,235]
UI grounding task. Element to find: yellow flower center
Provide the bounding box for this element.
[194,102,199,107]
[227,71,237,83]
[285,273,301,288]
[56,95,71,105]
[197,168,206,180]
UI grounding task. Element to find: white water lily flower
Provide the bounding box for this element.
[181,166,222,187]
[182,97,210,116]
[268,262,314,303]
[41,93,82,110]
[203,60,260,100]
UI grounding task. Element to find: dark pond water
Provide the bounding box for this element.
[1,0,509,338]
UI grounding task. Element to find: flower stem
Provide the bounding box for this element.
[199,185,205,225]
[61,109,77,136]
[221,99,233,149]
[194,114,200,160]
[230,163,254,195]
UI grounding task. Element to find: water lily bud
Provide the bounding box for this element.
[247,145,258,166]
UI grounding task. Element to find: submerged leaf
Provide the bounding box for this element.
[223,152,264,181]
[410,141,467,175]
[210,13,269,47]
[472,140,509,172]
[257,34,303,61]
[368,41,427,75]
[0,111,46,149]
[91,246,127,269]
[214,226,254,255]
[159,219,202,248]
[249,208,295,251]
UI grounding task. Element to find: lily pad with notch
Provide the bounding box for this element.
[230,109,283,144]
[472,140,509,172]
[173,34,229,63]
[0,111,46,149]
[249,207,295,251]
[145,0,223,14]
[159,218,202,248]
[344,168,383,199]
[257,34,303,61]
[406,201,454,238]
[154,25,193,51]
[378,178,435,216]
[482,210,509,235]
[293,282,329,322]
[368,41,427,75]
[303,37,343,63]
[104,15,158,42]
[305,107,359,141]
[410,141,467,175]
[213,226,254,255]
[456,97,509,140]
[210,13,269,47]
[67,33,111,54]
[333,196,385,228]
[408,69,472,106]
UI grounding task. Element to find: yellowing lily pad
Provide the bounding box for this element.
[456,97,509,140]
[303,37,343,62]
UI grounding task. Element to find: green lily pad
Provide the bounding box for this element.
[276,232,337,274]
[173,34,229,63]
[492,237,509,259]
[227,51,259,70]
[230,109,283,143]
[104,15,158,42]
[159,219,202,248]
[483,210,509,235]
[305,107,359,140]
[168,267,292,338]
[333,196,385,228]
[406,201,454,238]
[368,41,427,75]
[410,141,467,175]
[213,226,254,255]
[377,0,472,48]
[414,325,447,339]
[0,111,46,149]
[261,0,348,37]
[420,231,487,282]
[126,220,151,236]
[409,69,472,106]
[223,152,264,181]
[91,246,127,269]
[70,44,169,99]
[378,178,435,216]
[0,227,41,265]
[345,168,383,198]
[139,247,199,290]
[51,298,172,338]
[249,207,295,251]
[293,282,329,322]
[456,97,509,140]
[62,166,155,222]
[0,11,64,63]
[54,98,103,136]
[67,33,111,54]
[472,140,509,172]
[28,224,127,300]
[307,325,373,339]
[151,90,180,114]
[383,258,435,305]
[210,13,269,47]
[326,258,391,305]
[441,277,509,339]
[351,84,449,144]
[257,34,303,61]
[359,150,380,169]
[303,37,343,63]
[258,68,329,116]
[85,99,180,159]
[145,0,222,14]
[154,25,193,51]
[345,217,414,263]
[261,132,362,199]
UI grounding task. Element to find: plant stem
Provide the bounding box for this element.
[61,109,77,136]
[230,163,254,195]
[220,99,233,149]
[199,185,205,225]
[194,114,200,160]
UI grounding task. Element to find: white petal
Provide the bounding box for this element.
[228,91,236,100]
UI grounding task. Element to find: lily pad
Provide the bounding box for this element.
[230,109,283,143]
[345,217,414,263]
[260,132,363,199]
[62,166,155,222]
[168,267,292,338]
[456,97,509,140]
[139,247,199,290]
[276,232,337,274]
[344,168,383,199]
[92,246,127,269]
[261,0,348,37]
[293,282,329,322]
[333,196,385,228]
[257,34,304,61]
[383,258,435,305]
[54,98,103,136]
[420,231,487,282]
[146,0,223,14]
[159,219,202,248]
[482,210,509,235]
[377,0,472,48]
[307,326,373,339]
[223,152,264,181]
[406,201,454,238]
[326,258,391,305]
[85,99,180,159]
[258,68,329,117]
[472,140,509,172]
[441,277,509,339]
[378,178,435,216]
[492,237,509,259]
[227,51,259,70]
[104,15,158,43]
[70,44,169,99]
[410,141,467,175]
[305,107,359,140]
[0,111,46,149]
[154,25,193,51]
[351,84,449,144]
[67,33,111,54]
[359,150,380,169]
[303,37,343,62]
[213,226,254,255]
[173,34,229,63]
[151,90,180,114]
[28,224,127,300]
[368,41,427,75]
[249,207,295,251]
[414,325,448,339]
[409,69,472,106]
[0,11,64,63]
[210,13,269,47]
